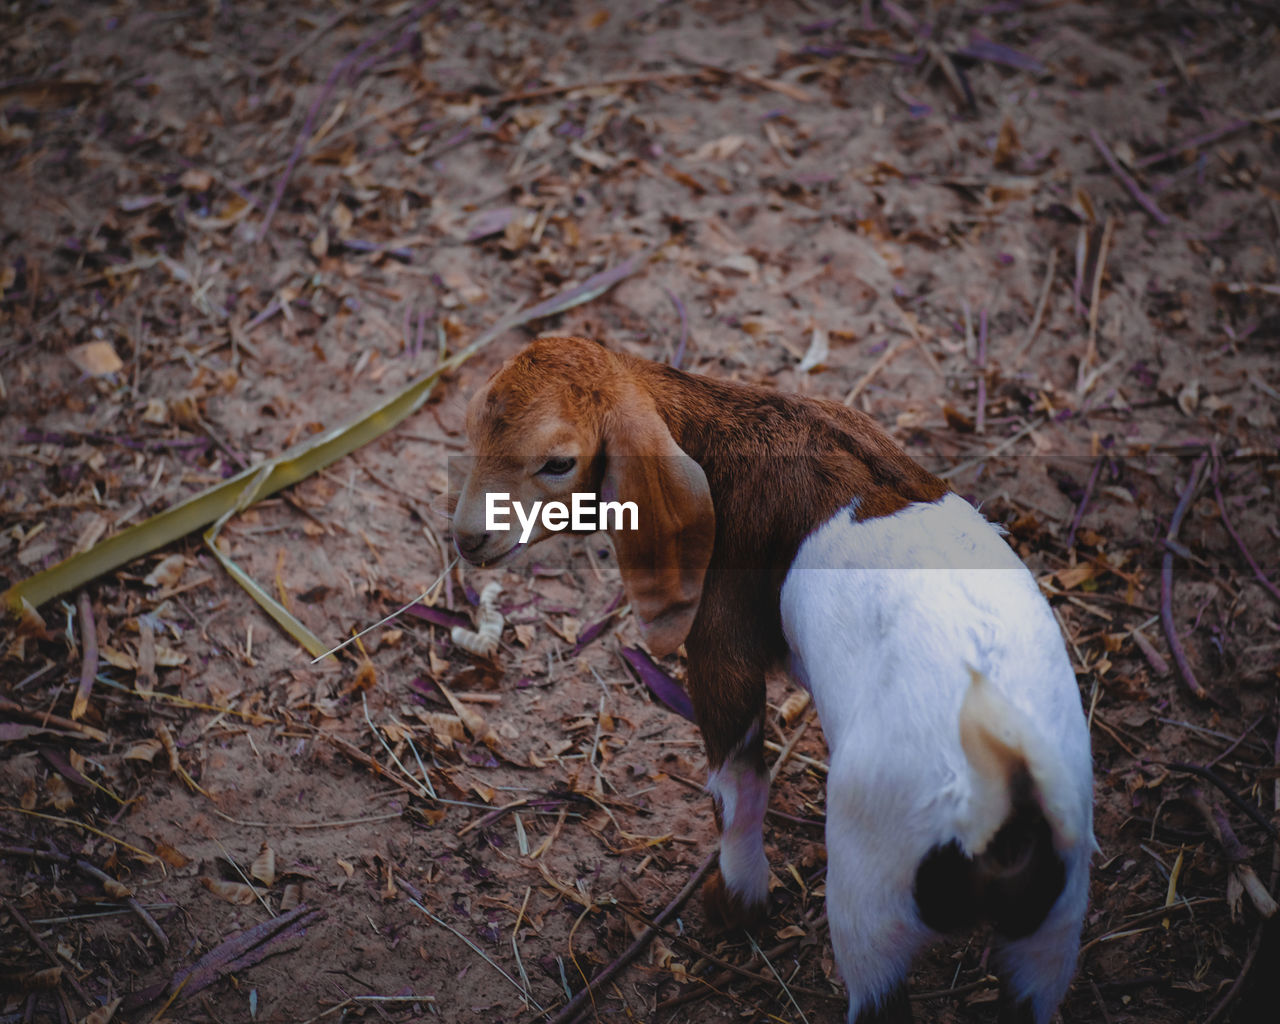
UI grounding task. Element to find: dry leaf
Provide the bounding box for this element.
[351,658,377,692]
[437,681,499,748]
[68,340,123,376]
[199,877,258,905]
[796,325,829,373]
[76,998,121,1024]
[421,712,467,744]
[776,924,806,940]
[1177,379,1200,416]
[251,844,277,886]
[101,877,132,899]
[311,223,330,259]
[152,840,190,868]
[179,169,213,192]
[337,857,355,878]
[156,722,183,774]
[141,398,169,425]
[1054,563,1097,590]
[144,553,186,589]
[100,645,138,671]
[691,134,748,162]
[45,774,75,811]
[153,644,187,667]
[993,114,1021,170]
[124,738,163,762]
[280,883,302,912]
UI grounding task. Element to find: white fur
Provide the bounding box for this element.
[706,724,771,907]
[779,492,1094,1023]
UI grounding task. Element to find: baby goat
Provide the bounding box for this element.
[451,337,1094,1024]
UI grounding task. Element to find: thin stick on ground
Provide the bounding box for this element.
[938,415,1048,480]
[1160,453,1211,700]
[1211,455,1280,606]
[1,894,95,1006]
[843,334,910,405]
[72,590,96,721]
[1066,455,1104,551]
[1090,128,1170,226]
[769,708,815,783]
[1012,247,1058,368]
[1077,215,1115,396]
[548,849,717,1024]
[403,889,547,1014]
[0,846,169,951]
[257,1,440,245]
[746,931,812,1024]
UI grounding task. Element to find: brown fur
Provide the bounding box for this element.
[455,337,945,760]
[452,334,948,938]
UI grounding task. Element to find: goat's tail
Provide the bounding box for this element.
[917,668,1083,939]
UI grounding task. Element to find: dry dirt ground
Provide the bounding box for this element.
[2,1,1279,1022]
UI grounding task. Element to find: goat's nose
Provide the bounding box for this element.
[454,531,489,557]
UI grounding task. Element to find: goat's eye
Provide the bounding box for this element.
[538,456,576,477]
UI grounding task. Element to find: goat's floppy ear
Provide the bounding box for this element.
[602,393,714,657]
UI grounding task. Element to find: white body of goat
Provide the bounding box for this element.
[777,493,1095,1023]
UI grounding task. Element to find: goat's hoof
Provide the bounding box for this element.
[703,870,768,931]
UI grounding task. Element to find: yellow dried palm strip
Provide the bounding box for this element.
[1,363,445,615]
[1,249,653,639]
[202,464,333,658]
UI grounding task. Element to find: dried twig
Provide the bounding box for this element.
[0,695,108,742]
[1167,764,1277,839]
[1012,248,1058,368]
[1211,456,1280,606]
[769,708,815,783]
[1089,129,1170,225]
[746,931,812,1024]
[1202,919,1268,1024]
[402,888,546,1013]
[1187,788,1278,918]
[257,1,439,245]
[1077,215,1115,394]
[1160,453,1211,700]
[0,846,169,952]
[1066,456,1104,551]
[167,905,323,1003]
[938,415,1048,480]
[548,850,716,1024]
[0,894,95,1006]
[843,334,913,405]
[663,286,690,370]
[72,590,96,720]
[974,307,988,434]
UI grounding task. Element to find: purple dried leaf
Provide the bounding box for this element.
[464,206,518,242]
[404,604,472,630]
[958,35,1046,75]
[619,646,695,722]
[167,905,323,1002]
[571,591,625,656]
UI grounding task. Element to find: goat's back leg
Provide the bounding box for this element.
[826,759,930,1024]
[851,983,912,1024]
[993,859,1089,1024]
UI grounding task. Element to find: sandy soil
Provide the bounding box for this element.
[2,2,1279,1022]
